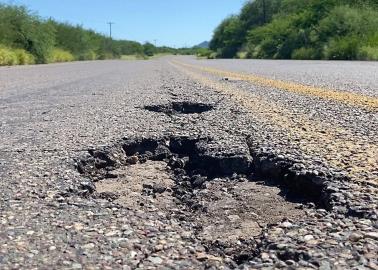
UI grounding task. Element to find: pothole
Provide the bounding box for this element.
[76,135,327,266]
[144,101,214,115]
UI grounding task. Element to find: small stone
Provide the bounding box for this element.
[129,251,137,259]
[304,235,314,241]
[119,241,129,248]
[191,175,207,188]
[349,233,363,242]
[261,252,270,261]
[285,260,295,266]
[74,223,84,231]
[281,221,293,228]
[275,261,287,268]
[207,255,222,262]
[127,156,139,165]
[123,229,133,236]
[196,252,208,261]
[105,231,119,237]
[359,219,372,226]
[62,260,71,266]
[83,243,95,249]
[228,215,240,222]
[148,256,163,264]
[368,262,378,270]
[154,245,164,251]
[364,232,378,240]
[152,184,166,194]
[307,239,319,245]
[319,261,331,270]
[71,263,82,269]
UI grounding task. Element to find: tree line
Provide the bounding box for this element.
[208,0,378,60]
[0,4,187,65]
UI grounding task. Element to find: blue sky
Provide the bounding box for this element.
[7,0,246,47]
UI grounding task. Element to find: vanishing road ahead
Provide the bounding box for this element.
[0,57,377,269]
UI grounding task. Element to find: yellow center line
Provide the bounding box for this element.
[172,60,378,112]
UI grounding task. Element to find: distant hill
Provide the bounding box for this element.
[195,41,209,48]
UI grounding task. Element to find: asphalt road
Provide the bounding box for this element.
[0,57,377,269]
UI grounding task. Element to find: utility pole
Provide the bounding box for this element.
[154,39,157,47]
[262,0,267,24]
[107,22,115,39]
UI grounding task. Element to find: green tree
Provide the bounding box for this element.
[143,42,156,56]
[209,16,244,58]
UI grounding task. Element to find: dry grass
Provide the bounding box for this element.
[48,48,75,63]
[0,46,34,66]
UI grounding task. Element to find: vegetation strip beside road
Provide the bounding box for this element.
[208,0,378,60]
[170,60,378,184]
[0,4,198,66]
[172,60,378,112]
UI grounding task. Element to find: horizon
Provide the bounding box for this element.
[6,0,246,47]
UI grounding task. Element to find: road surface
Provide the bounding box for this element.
[0,57,377,269]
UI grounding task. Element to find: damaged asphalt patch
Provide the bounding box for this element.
[76,134,309,266]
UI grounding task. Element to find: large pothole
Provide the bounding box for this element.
[76,135,327,266]
[144,101,214,115]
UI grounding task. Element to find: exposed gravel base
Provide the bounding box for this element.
[0,58,377,269]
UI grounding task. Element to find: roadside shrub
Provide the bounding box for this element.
[14,49,35,64]
[357,46,378,60]
[196,48,213,58]
[318,6,378,42]
[78,50,97,61]
[48,48,74,63]
[23,20,56,64]
[247,15,295,59]
[366,33,378,47]
[0,46,17,65]
[209,52,218,59]
[236,51,248,59]
[291,47,319,59]
[323,36,360,60]
[97,52,116,60]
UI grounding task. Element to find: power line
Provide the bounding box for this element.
[107,22,115,39]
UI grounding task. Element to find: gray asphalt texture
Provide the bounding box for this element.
[0,57,377,269]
